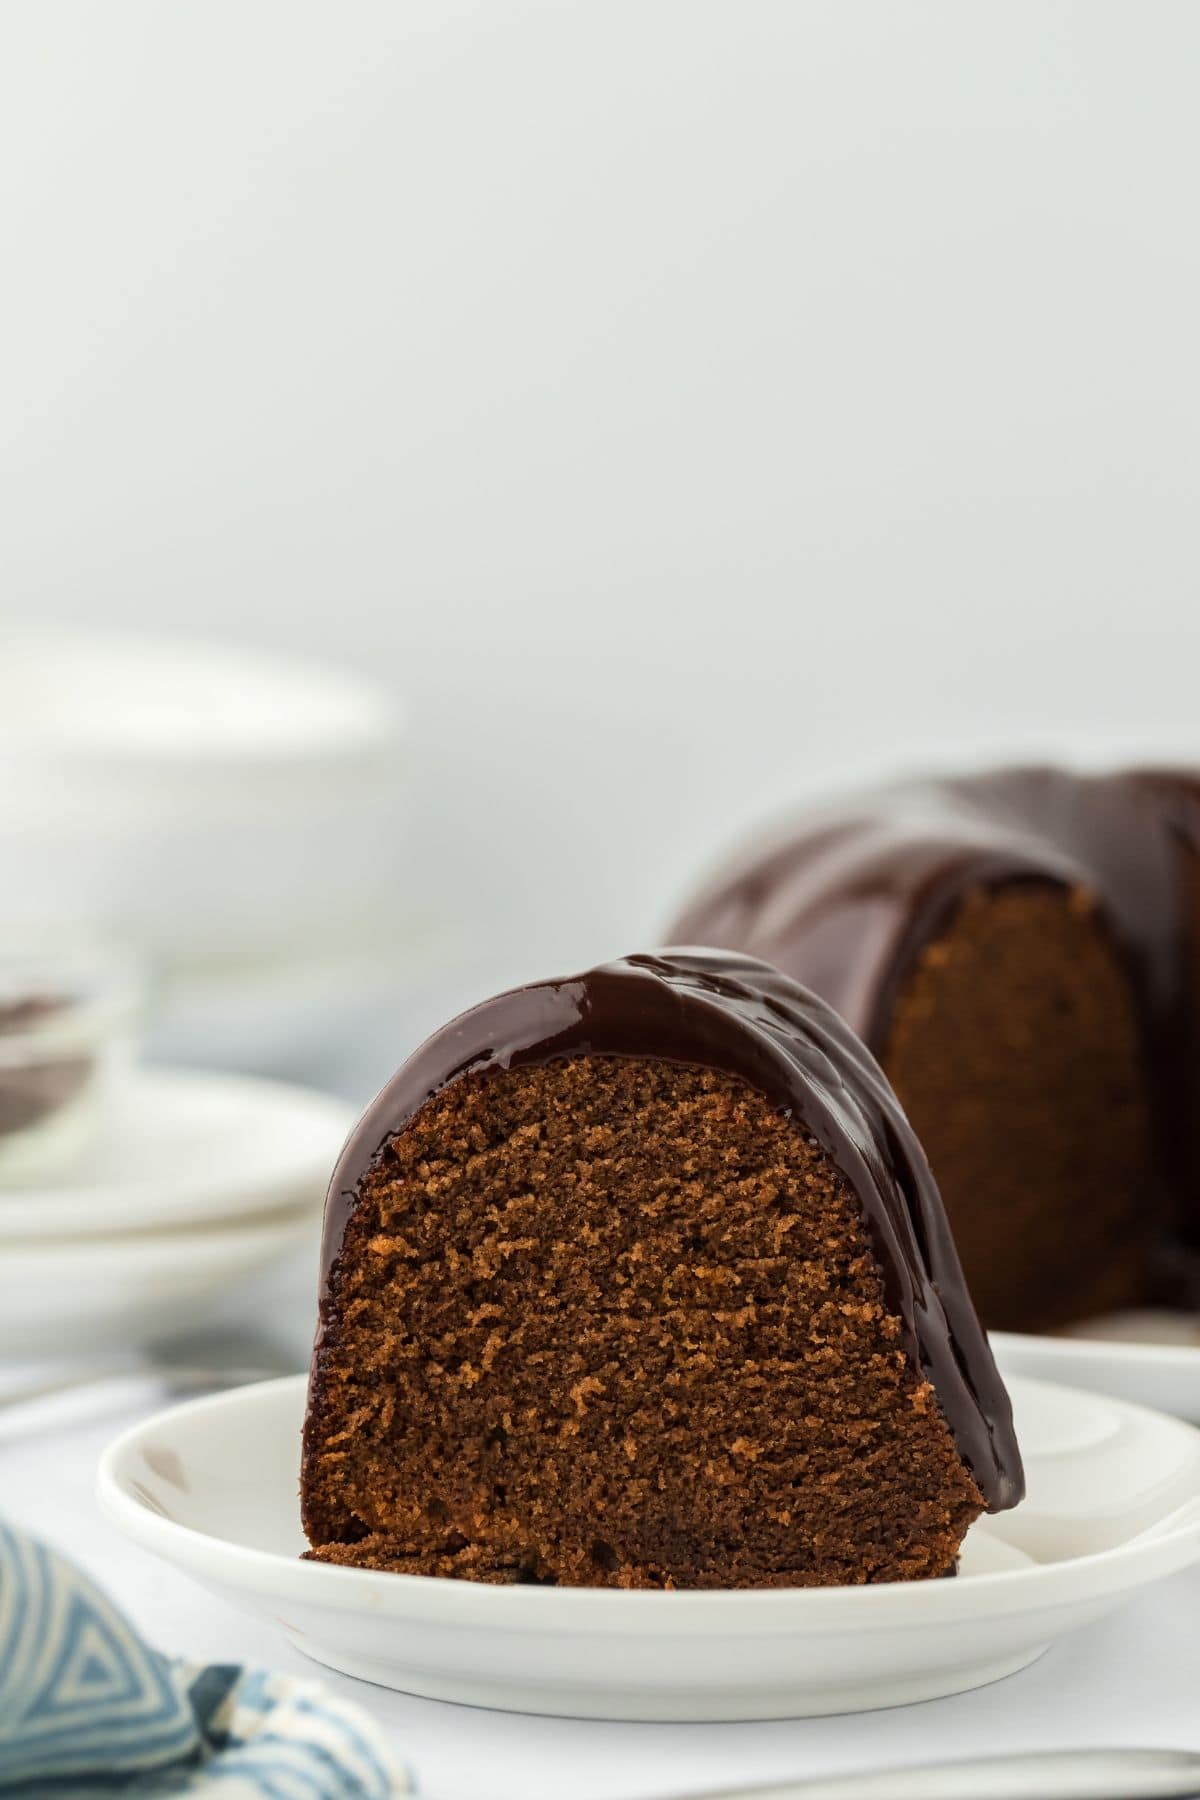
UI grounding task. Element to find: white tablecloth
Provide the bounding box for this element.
[4,1385,1198,1800]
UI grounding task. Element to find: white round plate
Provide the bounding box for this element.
[0,1209,321,1356]
[0,1067,352,1238]
[994,1315,1200,1425]
[97,1373,1200,1722]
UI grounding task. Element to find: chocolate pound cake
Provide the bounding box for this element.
[302,951,1022,1589]
[671,768,1200,1334]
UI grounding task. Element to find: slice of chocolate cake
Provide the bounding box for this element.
[301,950,1022,1589]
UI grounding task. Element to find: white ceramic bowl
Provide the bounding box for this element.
[0,630,407,978]
[98,1373,1200,1722]
[0,942,143,1182]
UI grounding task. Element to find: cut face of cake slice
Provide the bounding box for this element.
[301,950,1023,1588]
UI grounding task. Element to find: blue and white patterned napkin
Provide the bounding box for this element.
[0,1521,409,1796]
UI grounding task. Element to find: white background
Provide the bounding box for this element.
[3,1,1200,977]
[2,8,1200,1787]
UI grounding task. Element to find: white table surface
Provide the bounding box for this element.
[4,1382,1199,1800]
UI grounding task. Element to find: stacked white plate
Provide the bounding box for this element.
[0,1067,351,1357]
[994,1318,1200,1425]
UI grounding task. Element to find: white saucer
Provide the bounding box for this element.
[994,1315,1200,1425]
[0,1208,323,1356]
[0,1067,352,1237]
[97,1373,1200,1722]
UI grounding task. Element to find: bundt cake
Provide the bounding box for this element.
[302,949,1021,1589]
[671,766,1200,1335]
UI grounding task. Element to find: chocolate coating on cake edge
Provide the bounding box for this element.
[316,947,1024,1514]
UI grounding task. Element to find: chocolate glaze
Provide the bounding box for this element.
[0,996,93,1140]
[316,948,1024,1514]
[671,766,1200,1273]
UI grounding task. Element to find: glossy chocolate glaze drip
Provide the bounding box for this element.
[317,948,1023,1513]
[670,766,1200,1274]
